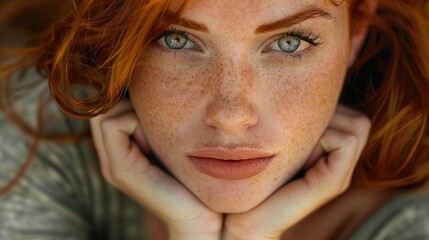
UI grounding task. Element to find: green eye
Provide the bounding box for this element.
[266,32,316,55]
[277,36,301,53]
[157,30,198,50]
[164,32,188,49]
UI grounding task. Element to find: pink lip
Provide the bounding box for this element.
[187,148,275,180]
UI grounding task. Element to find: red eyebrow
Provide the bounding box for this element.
[255,7,334,34]
[170,7,333,35]
[175,17,209,33]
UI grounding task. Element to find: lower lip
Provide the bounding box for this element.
[188,156,273,180]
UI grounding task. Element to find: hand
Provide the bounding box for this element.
[223,104,371,240]
[90,100,222,240]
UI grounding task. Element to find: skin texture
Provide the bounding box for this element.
[128,0,351,213]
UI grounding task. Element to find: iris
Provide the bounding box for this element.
[278,36,301,53]
[164,33,188,49]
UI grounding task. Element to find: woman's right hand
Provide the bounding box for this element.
[90,100,222,240]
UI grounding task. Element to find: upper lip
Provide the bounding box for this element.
[188,147,275,160]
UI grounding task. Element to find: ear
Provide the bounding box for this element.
[348,0,378,67]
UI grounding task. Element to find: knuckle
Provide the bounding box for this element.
[338,178,351,194]
[325,166,352,195]
[110,169,127,186]
[100,118,116,132]
[351,116,372,134]
[100,170,109,181]
[343,134,359,147]
[328,177,350,196]
[305,176,320,192]
[101,171,116,187]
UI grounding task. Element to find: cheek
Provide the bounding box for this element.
[263,51,348,155]
[128,62,208,150]
[272,67,344,122]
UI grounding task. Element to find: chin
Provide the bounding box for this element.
[193,185,274,214]
[183,170,294,214]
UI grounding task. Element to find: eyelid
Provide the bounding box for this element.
[156,28,187,41]
[285,30,321,46]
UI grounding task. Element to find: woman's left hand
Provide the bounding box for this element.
[222,104,371,240]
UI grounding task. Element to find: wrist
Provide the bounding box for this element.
[224,232,278,240]
[169,229,220,240]
[167,219,221,240]
[223,219,279,240]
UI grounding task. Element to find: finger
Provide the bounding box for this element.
[90,100,135,185]
[99,112,147,175]
[305,105,370,170]
[327,108,371,156]
[97,112,164,204]
[336,104,363,116]
[317,128,360,190]
[98,112,202,218]
[100,99,134,118]
[90,116,113,184]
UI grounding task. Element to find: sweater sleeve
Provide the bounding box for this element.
[351,191,429,240]
[0,80,146,240]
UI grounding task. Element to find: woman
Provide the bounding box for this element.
[0,0,428,239]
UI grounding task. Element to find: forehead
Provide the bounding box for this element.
[182,0,344,26]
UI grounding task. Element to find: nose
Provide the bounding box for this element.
[204,58,258,132]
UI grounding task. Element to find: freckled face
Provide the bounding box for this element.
[129,0,350,213]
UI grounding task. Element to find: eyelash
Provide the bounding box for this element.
[284,30,321,46]
[157,28,189,41]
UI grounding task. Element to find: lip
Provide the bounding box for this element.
[187,148,275,180]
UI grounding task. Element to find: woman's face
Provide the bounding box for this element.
[129,0,350,213]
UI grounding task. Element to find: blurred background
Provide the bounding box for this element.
[0,0,68,47]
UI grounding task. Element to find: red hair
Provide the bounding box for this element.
[0,0,428,194]
[346,0,429,187]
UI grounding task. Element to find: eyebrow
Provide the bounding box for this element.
[175,17,209,33]
[173,6,334,34]
[255,7,335,34]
